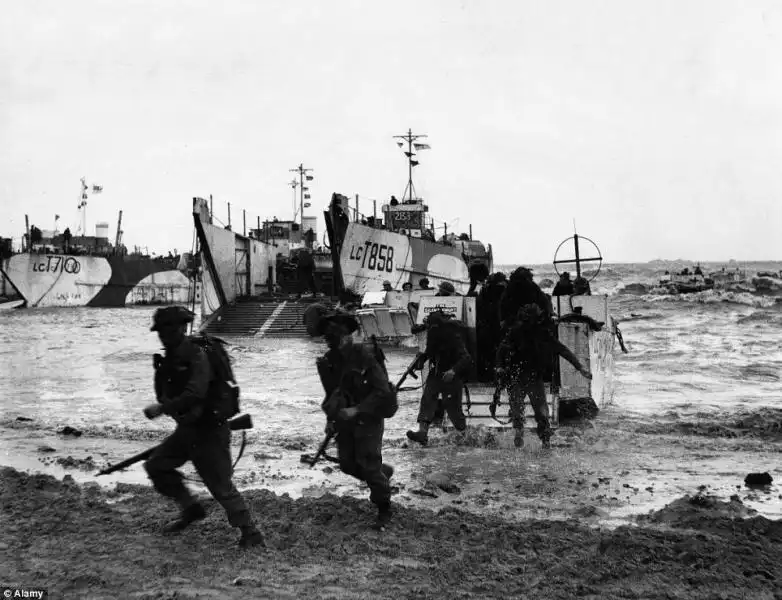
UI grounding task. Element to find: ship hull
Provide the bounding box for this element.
[337,222,485,296]
[0,253,193,308]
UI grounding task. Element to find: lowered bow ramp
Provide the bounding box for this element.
[193,197,277,322]
[201,299,335,337]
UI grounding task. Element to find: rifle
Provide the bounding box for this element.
[303,430,339,468]
[394,352,425,391]
[306,351,425,470]
[96,413,254,476]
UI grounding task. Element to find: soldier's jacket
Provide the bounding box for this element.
[421,320,472,379]
[317,342,396,421]
[499,279,553,325]
[154,338,211,423]
[495,323,582,381]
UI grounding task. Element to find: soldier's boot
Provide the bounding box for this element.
[540,428,553,450]
[513,428,525,448]
[381,464,394,481]
[374,502,393,530]
[238,525,265,549]
[163,502,206,534]
[406,422,430,446]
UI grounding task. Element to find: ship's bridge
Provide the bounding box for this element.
[381,197,428,238]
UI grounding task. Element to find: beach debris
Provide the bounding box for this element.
[410,487,439,498]
[59,426,83,437]
[253,451,282,461]
[425,471,461,494]
[744,472,773,488]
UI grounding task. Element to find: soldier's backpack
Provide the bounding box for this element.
[318,336,398,420]
[367,335,398,419]
[189,333,240,421]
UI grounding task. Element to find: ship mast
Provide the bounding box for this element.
[78,177,88,235]
[115,210,123,248]
[288,163,314,228]
[393,128,428,202]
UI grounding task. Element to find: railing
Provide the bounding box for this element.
[339,194,480,248]
[199,194,490,256]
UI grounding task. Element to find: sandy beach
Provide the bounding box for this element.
[2,406,781,599]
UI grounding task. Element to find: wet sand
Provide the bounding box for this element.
[2,407,781,525]
[2,408,781,598]
[2,463,781,599]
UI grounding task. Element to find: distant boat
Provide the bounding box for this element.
[708,266,750,291]
[751,271,782,296]
[657,264,714,294]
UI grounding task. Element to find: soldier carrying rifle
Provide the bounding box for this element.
[495,303,592,449]
[314,309,398,530]
[141,306,264,548]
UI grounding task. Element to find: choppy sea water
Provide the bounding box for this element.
[1,261,781,522]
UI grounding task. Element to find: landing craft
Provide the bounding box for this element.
[323,128,493,300]
[193,130,495,338]
[369,232,621,432]
[0,179,194,308]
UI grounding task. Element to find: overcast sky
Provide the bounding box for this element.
[2,0,781,264]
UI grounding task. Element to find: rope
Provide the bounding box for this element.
[615,324,628,353]
[489,390,514,426]
[491,412,514,426]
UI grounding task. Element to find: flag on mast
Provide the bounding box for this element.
[92,185,103,194]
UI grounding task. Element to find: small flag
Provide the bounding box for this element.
[81,193,88,200]
[303,202,311,208]
[302,187,309,191]
[306,175,314,181]
[304,194,311,199]
[396,142,404,148]
[411,160,419,166]
[81,178,88,190]
[92,185,103,193]
[404,151,415,158]
[414,143,431,150]
[55,214,60,221]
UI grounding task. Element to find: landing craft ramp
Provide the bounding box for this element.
[411,294,564,430]
[389,232,618,431]
[408,293,616,431]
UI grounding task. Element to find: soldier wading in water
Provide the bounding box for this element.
[142,306,264,548]
[495,303,592,449]
[315,309,398,529]
[406,310,472,446]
